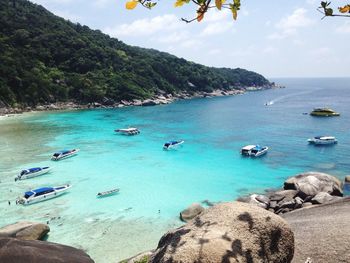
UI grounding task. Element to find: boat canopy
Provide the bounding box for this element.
[253,145,264,151]
[242,145,256,150]
[32,187,54,196]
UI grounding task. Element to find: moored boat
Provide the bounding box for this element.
[241,145,268,157]
[15,167,51,181]
[51,149,79,161]
[115,127,140,135]
[16,184,71,205]
[310,108,340,117]
[308,136,337,145]
[97,188,120,198]
[163,140,184,150]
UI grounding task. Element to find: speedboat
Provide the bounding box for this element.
[15,167,51,181]
[241,145,268,157]
[115,128,140,135]
[310,108,340,117]
[16,184,71,205]
[97,188,119,198]
[163,140,184,150]
[308,136,337,145]
[51,149,79,161]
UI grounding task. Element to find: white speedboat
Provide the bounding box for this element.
[97,188,119,198]
[115,128,140,135]
[308,136,337,145]
[51,149,79,161]
[15,167,51,181]
[16,184,71,205]
[163,140,184,150]
[241,145,269,157]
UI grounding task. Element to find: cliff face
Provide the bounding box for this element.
[0,0,271,107]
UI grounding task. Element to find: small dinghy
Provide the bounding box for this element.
[15,167,51,181]
[16,184,71,205]
[163,140,184,150]
[308,136,337,145]
[97,188,119,198]
[241,145,268,157]
[51,149,79,161]
[115,128,140,135]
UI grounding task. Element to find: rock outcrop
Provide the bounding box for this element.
[282,197,350,263]
[152,202,294,263]
[284,171,343,197]
[0,222,49,241]
[0,237,94,263]
[241,172,344,214]
[179,203,204,222]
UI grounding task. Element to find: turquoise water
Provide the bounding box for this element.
[1,78,350,262]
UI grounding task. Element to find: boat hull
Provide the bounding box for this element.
[51,150,79,161]
[17,185,71,205]
[163,141,184,150]
[308,139,337,145]
[15,167,51,181]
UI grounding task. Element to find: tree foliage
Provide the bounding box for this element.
[0,0,270,107]
[125,0,350,22]
[318,1,350,19]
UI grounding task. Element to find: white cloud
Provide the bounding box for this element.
[156,32,190,44]
[208,49,221,55]
[103,14,184,37]
[200,21,235,36]
[336,21,350,33]
[268,8,315,39]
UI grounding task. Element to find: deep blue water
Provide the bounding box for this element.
[0,78,349,262]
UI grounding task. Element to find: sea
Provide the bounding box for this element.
[1,78,350,262]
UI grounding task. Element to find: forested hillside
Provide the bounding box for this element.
[0,0,271,107]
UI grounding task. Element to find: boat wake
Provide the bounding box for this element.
[265,89,321,106]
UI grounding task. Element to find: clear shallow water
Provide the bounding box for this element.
[1,78,350,262]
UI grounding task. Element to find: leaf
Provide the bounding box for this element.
[174,0,185,7]
[197,11,204,22]
[232,8,237,20]
[325,7,333,16]
[126,0,138,10]
[215,0,222,10]
[338,5,350,13]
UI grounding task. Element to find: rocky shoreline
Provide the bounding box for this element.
[0,85,281,116]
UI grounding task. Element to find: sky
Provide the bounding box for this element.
[29,0,350,78]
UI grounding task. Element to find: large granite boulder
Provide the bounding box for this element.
[0,222,49,240]
[282,197,350,263]
[0,237,94,263]
[311,192,343,204]
[152,202,294,263]
[180,203,204,222]
[284,172,343,198]
[248,194,270,209]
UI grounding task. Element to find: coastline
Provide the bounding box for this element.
[0,84,282,117]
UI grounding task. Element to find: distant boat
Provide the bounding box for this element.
[310,108,340,117]
[115,128,140,135]
[97,188,119,198]
[15,167,51,181]
[51,149,79,161]
[163,140,184,150]
[308,136,337,145]
[264,101,274,106]
[16,184,71,205]
[241,145,268,157]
